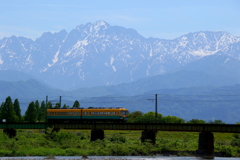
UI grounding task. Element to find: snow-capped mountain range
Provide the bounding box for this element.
[0,20,240,90]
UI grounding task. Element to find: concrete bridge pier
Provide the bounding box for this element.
[196,132,214,159]
[141,130,157,144]
[90,129,104,141]
[3,128,16,138]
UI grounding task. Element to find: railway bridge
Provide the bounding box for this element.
[1,122,240,159]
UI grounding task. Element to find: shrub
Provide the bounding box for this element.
[231,133,240,147]
[108,134,126,143]
[76,131,86,140]
[65,148,77,156]
[220,146,234,157]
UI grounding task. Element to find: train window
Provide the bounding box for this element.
[48,112,54,115]
[95,112,99,115]
[83,112,88,115]
[91,112,95,115]
[100,112,103,115]
[58,112,61,115]
[120,111,128,115]
[103,112,107,115]
[108,112,111,115]
[113,112,116,115]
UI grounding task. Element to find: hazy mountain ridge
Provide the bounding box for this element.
[0,21,239,90]
[0,79,64,101]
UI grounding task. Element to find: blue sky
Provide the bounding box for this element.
[0,0,239,40]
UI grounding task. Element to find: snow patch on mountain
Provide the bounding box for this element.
[53,51,59,64]
[191,50,217,56]
[0,21,240,90]
[0,57,3,64]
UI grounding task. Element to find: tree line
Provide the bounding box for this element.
[0,96,81,122]
[0,96,230,124]
[127,111,226,124]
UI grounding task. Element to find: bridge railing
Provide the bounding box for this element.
[0,122,239,133]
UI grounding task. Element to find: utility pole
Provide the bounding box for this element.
[155,94,158,119]
[59,96,62,108]
[46,95,48,106]
[147,94,158,121]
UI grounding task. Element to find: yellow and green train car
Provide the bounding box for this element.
[46,107,129,123]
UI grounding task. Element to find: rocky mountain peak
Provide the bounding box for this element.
[0,21,239,90]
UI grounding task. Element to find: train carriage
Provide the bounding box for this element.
[46,107,129,123]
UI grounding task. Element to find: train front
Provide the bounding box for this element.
[119,108,129,122]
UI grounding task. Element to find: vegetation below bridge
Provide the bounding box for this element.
[0,128,240,157]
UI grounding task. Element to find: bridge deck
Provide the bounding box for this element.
[0,123,239,133]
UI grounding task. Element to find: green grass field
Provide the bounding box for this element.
[0,129,239,157]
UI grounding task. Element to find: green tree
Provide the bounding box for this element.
[62,104,69,109]
[35,100,40,121]
[47,101,53,109]
[187,119,206,124]
[0,96,18,122]
[54,102,61,109]
[13,99,22,122]
[0,102,4,114]
[24,101,37,122]
[38,101,46,122]
[72,100,80,108]
[128,111,144,123]
[208,120,225,124]
[135,111,162,123]
[161,115,185,123]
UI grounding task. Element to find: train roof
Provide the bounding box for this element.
[87,107,125,109]
[47,107,127,110]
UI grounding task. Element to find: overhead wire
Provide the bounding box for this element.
[1,93,240,106]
